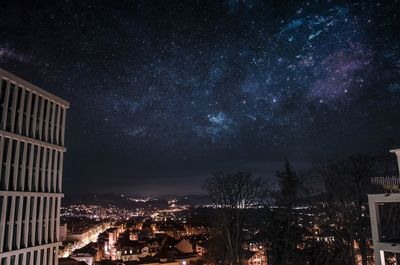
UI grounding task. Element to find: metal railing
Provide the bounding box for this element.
[371,176,400,192]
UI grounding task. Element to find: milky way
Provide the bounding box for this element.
[1,0,399,195]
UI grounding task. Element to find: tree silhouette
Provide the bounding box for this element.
[265,158,302,265]
[204,171,261,265]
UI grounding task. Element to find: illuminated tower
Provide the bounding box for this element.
[0,68,69,265]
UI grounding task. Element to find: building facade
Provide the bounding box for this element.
[0,68,69,265]
[368,149,400,265]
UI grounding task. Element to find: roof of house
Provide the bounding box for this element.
[72,244,98,257]
[59,257,80,265]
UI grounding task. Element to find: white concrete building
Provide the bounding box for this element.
[0,69,69,265]
[59,224,67,242]
[368,149,400,265]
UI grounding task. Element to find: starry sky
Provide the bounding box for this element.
[1,0,400,196]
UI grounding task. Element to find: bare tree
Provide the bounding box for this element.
[319,154,383,265]
[204,171,261,265]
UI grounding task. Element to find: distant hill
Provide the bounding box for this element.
[62,193,210,209]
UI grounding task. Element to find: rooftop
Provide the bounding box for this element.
[0,68,70,108]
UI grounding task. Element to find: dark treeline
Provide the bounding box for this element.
[203,153,399,265]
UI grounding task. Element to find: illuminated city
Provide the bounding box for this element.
[1,0,400,265]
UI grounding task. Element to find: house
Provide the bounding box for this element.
[194,243,205,256]
[70,243,100,265]
[147,238,160,254]
[243,250,267,265]
[93,260,125,265]
[175,239,194,254]
[59,257,88,265]
[70,253,96,265]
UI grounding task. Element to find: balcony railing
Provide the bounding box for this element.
[371,176,400,192]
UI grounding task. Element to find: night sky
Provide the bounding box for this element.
[1,0,400,196]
